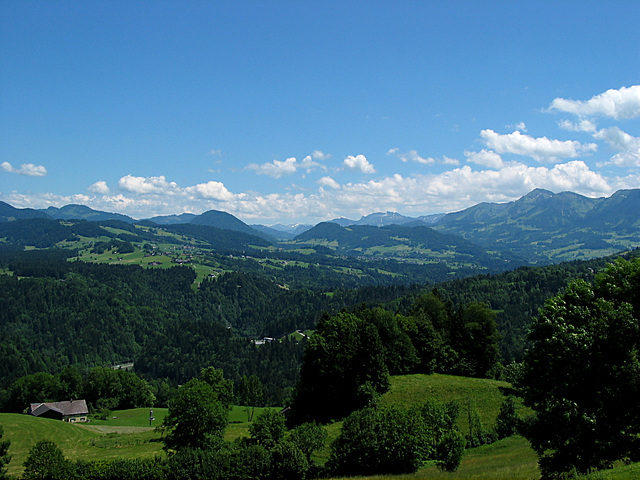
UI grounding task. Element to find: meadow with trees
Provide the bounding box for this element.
[0,231,639,478]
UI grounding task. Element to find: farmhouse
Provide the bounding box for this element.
[29,399,89,422]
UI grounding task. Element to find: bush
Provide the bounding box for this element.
[249,409,286,448]
[23,440,73,480]
[327,405,426,476]
[496,395,520,439]
[435,429,466,472]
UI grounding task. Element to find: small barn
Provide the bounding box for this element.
[29,400,89,422]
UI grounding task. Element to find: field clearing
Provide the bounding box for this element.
[380,374,525,434]
[329,436,539,480]
[0,406,277,477]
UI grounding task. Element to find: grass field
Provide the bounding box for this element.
[2,375,638,479]
[0,406,278,478]
[380,374,527,435]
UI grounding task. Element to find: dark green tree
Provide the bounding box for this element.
[163,378,228,451]
[456,302,501,378]
[57,366,83,400]
[237,374,264,421]
[327,405,426,476]
[22,440,72,480]
[198,367,234,411]
[248,409,285,448]
[521,259,640,478]
[291,313,390,424]
[269,441,309,480]
[418,399,464,471]
[496,395,519,439]
[288,421,327,463]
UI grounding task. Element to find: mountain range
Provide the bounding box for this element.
[1,188,639,264]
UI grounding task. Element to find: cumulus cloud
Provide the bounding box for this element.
[185,181,235,201]
[558,119,598,133]
[1,161,47,176]
[312,150,331,160]
[387,148,434,165]
[88,181,110,194]
[594,127,640,167]
[317,176,340,189]
[247,154,326,178]
[549,85,640,120]
[247,157,298,178]
[118,175,180,195]
[481,129,597,162]
[343,154,376,173]
[465,150,504,169]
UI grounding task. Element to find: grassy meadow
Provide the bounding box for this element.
[2,374,638,479]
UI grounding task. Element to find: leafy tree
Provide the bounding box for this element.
[22,440,72,480]
[454,302,501,378]
[418,399,464,471]
[0,426,10,480]
[163,379,228,451]
[57,366,83,400]
[269,441,309,480]
[435,429,466,472]
[496,396,519,439]
[198,367,234,411]
[249,409,286,448]
[5,372,62,413]
[521,259,640,478]
[327,405,426,476]
[355,307,418,374]
[289,421,327,463]
[84,367,155,411]
[237,374,264,421]
[291,313,390,424]
[465,400,495,448]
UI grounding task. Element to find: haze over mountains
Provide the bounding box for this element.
[1,188,639,264]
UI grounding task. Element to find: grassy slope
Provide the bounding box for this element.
[0,406,275,478]
[380,374,521,435]
[3,376,637,479]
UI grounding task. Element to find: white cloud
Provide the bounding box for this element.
[88,181,110,194]
[387,148,434,165]
[317,176,340,189]
[594,127,640,167]
[118,175,180,195]
[2,158,631,224]
[558,119,598,133]
[465,150,504,169]
[186,181,235,201]
[1,161,47,177]
[247,157,298,178]
[312,150,331,160]
[481,129,597,162]
[343,154,376,173]
[549,85,640,120]
[247,154,326,178]
[507,122,528,132]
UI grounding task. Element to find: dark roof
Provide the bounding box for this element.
[29,399,89,417]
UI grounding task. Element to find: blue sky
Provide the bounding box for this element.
[1,1,639,225]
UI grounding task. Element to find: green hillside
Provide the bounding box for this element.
[0,412,162,477]
[380,374,520,434]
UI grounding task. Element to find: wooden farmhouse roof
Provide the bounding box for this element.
[29,399,89,417]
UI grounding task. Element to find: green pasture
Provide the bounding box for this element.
[0,406,277,477]
[329,436,539,480]
[3,376,637,479]
[380,374,525,434]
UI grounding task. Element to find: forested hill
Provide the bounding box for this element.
[432,188,640,262]
[292,222,522,269]
[0,250,418,398]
